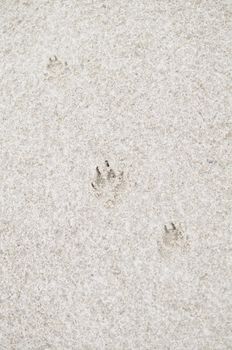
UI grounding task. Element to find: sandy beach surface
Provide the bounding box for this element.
[0,1,231,349]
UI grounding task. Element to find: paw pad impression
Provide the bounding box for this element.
[91,160,125,207]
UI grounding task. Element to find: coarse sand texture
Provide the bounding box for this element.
[0,1,231,349]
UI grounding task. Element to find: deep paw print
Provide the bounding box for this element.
[91,160,125,207]
[46,56,69,80]
[158,223,189,258]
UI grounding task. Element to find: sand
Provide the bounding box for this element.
[0,0,231,349]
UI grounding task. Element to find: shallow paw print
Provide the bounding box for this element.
[158,223,189,258]
[91,160,125,207]
[45,56,69,80]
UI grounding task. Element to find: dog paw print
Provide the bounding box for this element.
[45,56,69,80]
[158,223,189,258]
[91,160,125,208]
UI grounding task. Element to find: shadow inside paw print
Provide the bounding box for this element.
[158,223,189,258]
[163,223,184,248]
[91,160,125,207]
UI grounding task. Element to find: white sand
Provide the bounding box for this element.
[0,1,231,349]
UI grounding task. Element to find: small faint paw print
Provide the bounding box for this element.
[45,56,69,80]
[158,223,189,258]
[91,160,125,208]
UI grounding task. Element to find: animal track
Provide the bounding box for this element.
[158,223,189,258]
[91,160,125,207]
[45,56,69,80]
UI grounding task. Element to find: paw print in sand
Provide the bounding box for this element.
[91,161,125,208]
[46,56,69,80]
[158,223,189,258]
